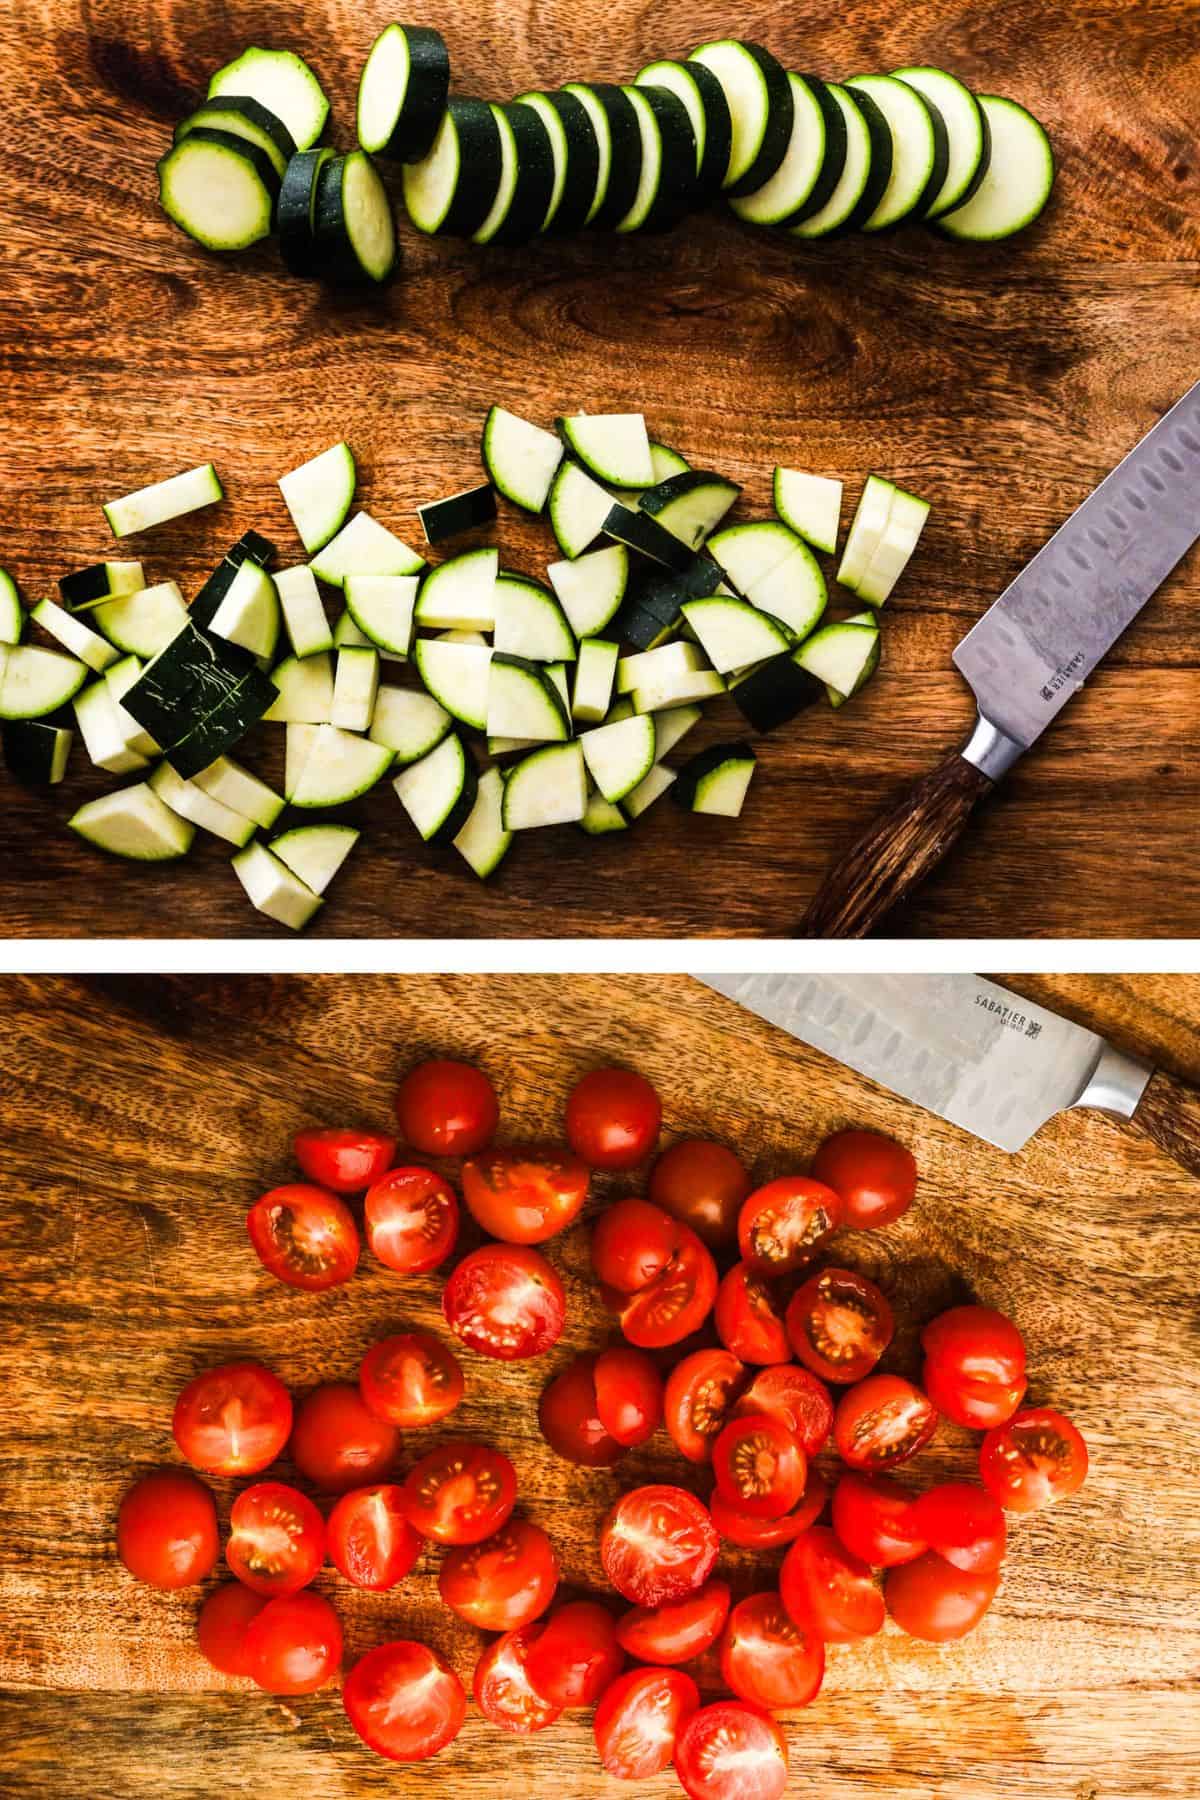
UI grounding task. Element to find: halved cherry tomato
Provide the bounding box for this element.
[539,1354,623,1467]
[737,1177,839,1277]
[912,1482,1006,1573]
[811,1129,917,1230]
[665,1348,747,1463]
[365,1167,459,1276]
[290,1382,399,1493]
[712,1413,806,1520]
[921,1304,1028,1428]
[710,1468,829,1550]
[593,1199,718,1350]
[443,1243,566,1360]
[196,1582,267,1675]
[394,1058,498,1157]
[648,1139,751,1248]
[734,1365,834,1459]
[831,1472,926,1568]
[714,1264,790,1365]
[674,1702,789,1800]
[594,1345,663,1447]
[565,1066,662,1170]
[979,1407,1088,1512]
[343,1639,466,1761]
[246,1183,359,1291]
[462,1145,589,1244]
[885,1553,1000,1641]
[595,1666,700,1780]
[780,1526,884,1644]
[524,1599,624,1707]
[719,1592,825,1711]
[834,1374,938,1472]
[786,1267,895,1385]
[116,1469,218,1589]
[327,1484,422,1591]
[359,1330,464,1428]
[172,1361,292,1478]
[293,1127,396,1193]
[600,1485,719,1608]
[473,1623,563,1735]
[244,1590,343,1694]
[226,1481,325,1596]
[402,1439,517,1545]
[438,1518,559,1631]
[616,1579,731,1666]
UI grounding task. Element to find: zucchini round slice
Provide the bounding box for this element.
[474,102,556,247]
[845,74,947,230]
[516,89,601,234]
[357,23,450,163]
[402,98,505,237]
[315,151,397,283]
[617,85,698,233]
[893,66,990,217]
[731,73,848,227]
[687,39,793,195]
[937,96,1054,241]
[207,47,329,152]
[157,129,278,251]
[175,96,297,179]
[634,59,732,201]
[278,147,334,276]
[789,83,887,239]
[565,83,642,229]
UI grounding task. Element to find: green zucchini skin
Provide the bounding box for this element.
[491,103,557,246]
[278,147,333,277]
[528,89,601,235]
[784,74,851,226]
[360,24,450,163]
[582,84,642,229]
[831,84,893,234]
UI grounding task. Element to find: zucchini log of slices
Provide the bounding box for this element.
[315,152,398,282]
[357,25,451,162]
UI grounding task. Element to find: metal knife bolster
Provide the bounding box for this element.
[1070,1042,1153,1119]
[960,713,1025,783]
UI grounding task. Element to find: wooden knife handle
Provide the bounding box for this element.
[1129,1067,1200,1180]
[798,751,995,938]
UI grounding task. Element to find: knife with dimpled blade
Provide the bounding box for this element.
[800,380,1200,937]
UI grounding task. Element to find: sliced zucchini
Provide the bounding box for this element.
[394,731,479,841]
[687,40,793,194]
[452,766,512,878]
[794,620,881,695]
[514,89,601,234]
[192,755,285,829]
[639,470,741,549]
[103,464,223,538]
[631,668,725,713]
[415,548,498,632]
[707,520,804,593]
[157,131,277,252]
[827,621,881,708]
[104,656,160,757]
[549,461,616,559]
[279,441,357,553]
[547,543,628,639]
[277,565,334,658]
[617,640,708,696]
[175,95,297,180]
[856,487,931,606]
[69,781,195,861]
[493,574,574,662]
[232,840,323,931]
[773,468,842,554]
[743,541,827,639]
[603,501,695,573]
[681,597,793,672]
[417,483,497,545]
[0,571,19,646]
[503,741,587,829]
[675,742,757,816]
[937,96,1054,241]
[622,762,677,819]
[263,651,335,723]
[270,822,360,892]
[413,638,492,730]
[790,82,892,238]
[0,644,88,719]
[2,719,72,784]
[73,678,149,774]
[730,72,847,226]
[651,702,702,757]
[357,24,450,163]
[331,645,380,731]
[93,582,188,659]
[580,784,628,834]
[278,147,334,276]
[572,639,619,723]
[845,74,947,229]
[120,621,255,747]
[208,560,280,661]
[310,512,425,588]
[31,598,119,672]
[579,713,657,803]
[487,655,569,741]
[288,722,393,808]
[58,561,143,610]
[168,669,276,779]
[190,532,276,631]
[149,761,256,847]
[315,150,398,283]
[474,102,555,247]
[563,83,641,227]
[837,476,897,592]
[402,98,505,237]
[894,68,990,218]
[207,47,330,152]
[557,414,653,488]
[481,406,565,513]
[730,652,824,732]
[616,85,697,234]
[369,685,452,763]
[345,573,418,656]
[635,59,733,199]
[285,722,321,798]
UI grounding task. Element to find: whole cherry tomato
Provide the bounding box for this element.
[912,1482,1006,1573]
[293,1127,396,1193]
[786,1268,895,1385]
[712,1413,806,1520]
[592,1198,718,1350]
[172,1361,292,1478]
[462,1145,589,1244]
[359,1331,464,1428]
[365,1167,459,1276]
[595,1667,700,1780]
[921,1304,1028,1428]
[593,1345,663,1447]
[714,1263,790,1365]
[885,1553,1000,1641]
[539,1354,623,1468]
[665,1348,747,1464]
[344,1639,466,1760]
[737,1177,839,1277]
[327,1484,422,1590]
[438,1518,559,1631]
[675,1702,789,1800]
[648,1139,751,1248]
[601,1485,719,1608]
[734,1365,834,1459]
[710,1468,829,1551]
[831,1472,927,1568]
[616,1580,731,1666]
[833,1374,938,1472]
[196,1582,267,1676]
[290,1382,399,1493]
[402,1440,517,1545]
[246,1183,359,1291]
[719,1591,825,1711]
[565,1067,662,1170]
[473,1624,562,1735]
[811,1129,916,1230]
[244,1590,343,1695]
[116,1469,218,1589]
[394,1058,498,1156]
[226,1481,325,1596]
[780,1526,884,1644]
[524,1600,624,1707]
[443,1243,566,1360]
[979,1407,1088,1512]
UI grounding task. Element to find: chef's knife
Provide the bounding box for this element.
[699,973,1200,1178]
[800,380,1200,937]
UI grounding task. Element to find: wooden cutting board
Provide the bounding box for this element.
[2,4,1198,937]
[1,972,1198,1797]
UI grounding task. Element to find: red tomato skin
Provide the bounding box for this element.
[734,1365,834,1459]
[438,1518,559,1631]
[443,1243,566,1361]
[831,1472,927,1568]
[358,1331,464,1429]
[196,1582,268,1675]
[619,1231,718,1351]
[592,1197,678,1293]
[290,1382,400,1494]
[594,1345,663,1447]
[714,1264,790,1365]
[912,1482,1007,1573]
[523,1600,625,1707]
[710,1468,829,1550]
[394,1058,499,1156]
[648,1139,751,1248]
[780,1526,885,1644]
[921,1305,1028,1427]
[473,1623,563,1735]
[116,1470,218,1589]
[811,1129,917,1230]
[737,1177,840,1277]
[344,1639,467,1760]
[712,1413,806,1519]
[565,1066,662,1170]
[327,1485,422,1590]
[616,1580,732,1665]
[402,1440,517,1545]
[719,1592,825,1711]
[245,1590,343,1695]
[293,1128,397,1193]
[462,1145,589,1244]
[172,1361,292,1478]
[364,1167,460,1276]
[226,1481,326,1596]
[601,1485,720,1608]
[786,1268,895,1385]
[246,1183,360,1291]
[979,1407,1089,1513]
[664,1348,748,1464]
[833,1374,939,1472]
[594,1666,700,1780]
[885,1553,1000,1641]
[539,1354,624,1467]
[675,1702,789,1800]
[922,1356,1027,1430]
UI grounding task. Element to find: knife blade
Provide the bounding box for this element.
[799,380,1200,937]
[697,973,1200,1179]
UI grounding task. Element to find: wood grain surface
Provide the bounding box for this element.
[1,2,1198,937]
[2,971,1199,1798]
